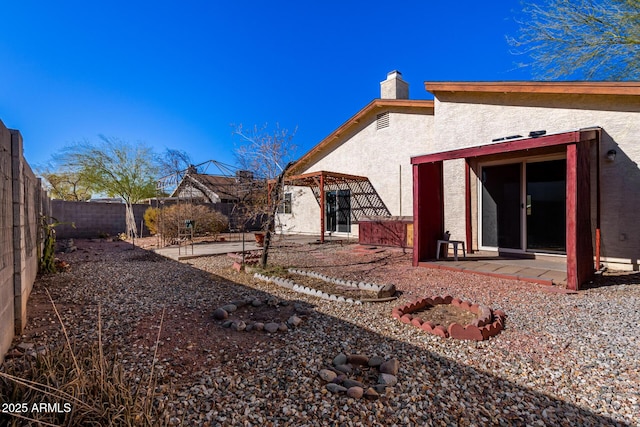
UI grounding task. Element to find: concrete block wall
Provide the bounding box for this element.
[0,120,49,362]
[52,200,152,239]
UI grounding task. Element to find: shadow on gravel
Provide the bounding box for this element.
[4,240,633,426]
[581,271,640,290]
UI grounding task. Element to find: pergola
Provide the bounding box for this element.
[411,128,601,291]
[285,170,391,243]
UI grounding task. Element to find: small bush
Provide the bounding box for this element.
[143,207,160,235]
[147,204,229,239]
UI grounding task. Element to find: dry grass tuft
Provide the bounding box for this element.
[0,291,171,426]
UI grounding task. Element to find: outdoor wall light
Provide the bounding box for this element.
[606,149,617,161]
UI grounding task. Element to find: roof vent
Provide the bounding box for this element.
[492,135,523,142]
[376,112,390,130]
[528,130,546,138]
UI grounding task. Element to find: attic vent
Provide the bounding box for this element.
[376,112,389,130]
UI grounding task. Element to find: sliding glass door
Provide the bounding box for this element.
[480,158,566,253]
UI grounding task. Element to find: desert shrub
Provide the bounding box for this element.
[155,204,229,239]
[143,207,160,235]
[0,297,171,426]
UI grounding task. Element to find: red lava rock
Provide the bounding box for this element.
[421,321,435,332]
[400,314,413,324]
[411,317,423,327]
[442,295,453,304]
[432,325,449,338]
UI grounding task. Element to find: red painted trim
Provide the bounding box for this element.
[566,143,594,291]
[412,164,420,266]
[566,144,578,290]
[411,129,598,165]
[413,162,444,264]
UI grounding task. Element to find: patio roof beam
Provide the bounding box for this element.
[411,128,599,164]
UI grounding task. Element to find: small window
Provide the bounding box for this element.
[376,112,389,130]
[278,192,292,214]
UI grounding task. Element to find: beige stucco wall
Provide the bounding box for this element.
[432,92,640,270]
[277,107,433,237]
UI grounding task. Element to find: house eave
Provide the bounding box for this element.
[289,99,434,175]
[424,81,640,96]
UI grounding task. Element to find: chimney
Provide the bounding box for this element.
[380,70,409,99]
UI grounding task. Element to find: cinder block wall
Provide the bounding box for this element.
[52,201,152,239]
[0,120,49,362]
[0,122,14,362]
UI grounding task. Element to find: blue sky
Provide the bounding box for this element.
[0,1,532,170]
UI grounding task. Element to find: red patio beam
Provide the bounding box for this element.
[411,129,599,164]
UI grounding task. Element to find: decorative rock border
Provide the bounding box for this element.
[392,296,506,341]
[253,269,396,304]
[319,353,400,400]
[212,296,311,333]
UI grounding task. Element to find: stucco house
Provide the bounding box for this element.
[278,71,434,244]
[411,82,640,290]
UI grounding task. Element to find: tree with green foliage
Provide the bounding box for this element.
[38,168,93,201]
[509,0,640,80]
[58,136,159,238]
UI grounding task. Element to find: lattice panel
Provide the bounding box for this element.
[309,177,390,222]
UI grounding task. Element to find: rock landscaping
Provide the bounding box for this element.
[393,296,506,340]
[212,295,310,333]
[319,353,400,400]
[2,237,639,426]
[253,269,397,304]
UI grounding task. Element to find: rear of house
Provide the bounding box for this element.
[411,82,640,290]
[277,71,434,242]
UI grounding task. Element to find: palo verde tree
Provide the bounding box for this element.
[58,136,159,238]
[38,167,93,201]
[509,0,640,80]
[233,123,297,268]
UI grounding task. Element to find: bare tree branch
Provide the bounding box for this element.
[509,0,640,80]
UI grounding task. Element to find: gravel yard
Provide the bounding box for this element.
[2,237,639,426]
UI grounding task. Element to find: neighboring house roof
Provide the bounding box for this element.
[171,173,251,203]
[289,98,434,175]
[424,81,640,96]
